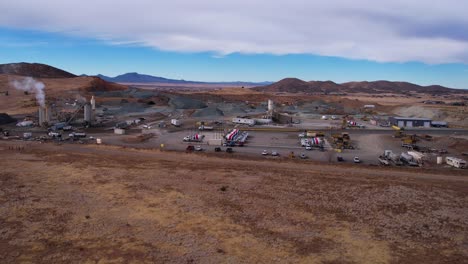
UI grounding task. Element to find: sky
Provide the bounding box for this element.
[0,0,467,88]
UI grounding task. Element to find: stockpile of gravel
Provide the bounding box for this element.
[130,90,157,99]
[191,106,224,117]
[217,103,247,116]
[0,113,16,124]
[169,96,207,109]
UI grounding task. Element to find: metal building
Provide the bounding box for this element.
[389,117,431,128]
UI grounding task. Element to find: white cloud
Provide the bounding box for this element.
[1,0,468,63]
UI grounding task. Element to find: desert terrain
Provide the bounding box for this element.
[1,63,468,263]
[1,141,467,263]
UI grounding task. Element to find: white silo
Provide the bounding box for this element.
[90,96,96,110]
[38,106,50,126]
[268,99,274,112]
[38,107,45,125]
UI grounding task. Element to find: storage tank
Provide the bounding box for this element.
[90,96,96,110]
[84,103,92,122]
[267,99,274,112]
[38,107,46,126]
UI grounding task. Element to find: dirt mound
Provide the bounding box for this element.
[0,113,16,124]
[0,62,76,78]
[395,106,444,119]
[169,95,207,109]
[81,77,127,92]
[191,106,224,117]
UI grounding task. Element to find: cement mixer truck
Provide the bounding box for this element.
[183,134,204,142]
[301,137,322,147]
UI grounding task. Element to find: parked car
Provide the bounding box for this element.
[262,150,269,155]
[271,151,279,156]
[337,156,344,162]
[300,153,307,159]
[214,147,222,152]
[305,145,312,151]
[353,156,361,163]
[226,148,233,153]
[195,145,203,151]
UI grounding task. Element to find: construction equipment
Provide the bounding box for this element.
[402,134,418,144]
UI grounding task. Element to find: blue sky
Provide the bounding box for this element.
[1,1,468,88]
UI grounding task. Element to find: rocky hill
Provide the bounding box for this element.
[0,63,76,78]
[254,78,465,95]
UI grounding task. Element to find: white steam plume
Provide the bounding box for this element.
[11,77,46,107]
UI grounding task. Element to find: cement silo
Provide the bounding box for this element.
[90,96,96,110]
[38,106,50,126]
[268,99,274,113]
[84,103,92,123]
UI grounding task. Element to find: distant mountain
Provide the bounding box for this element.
[253,78,465,95]
[97,72,193,84]
[96,72,272,86]
[0,62,76,78]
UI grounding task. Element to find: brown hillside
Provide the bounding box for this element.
[0,74,127,115]
[254,78,465,95]
[308,80,342,93]
[253,78,316,93]
[0,62,76,78]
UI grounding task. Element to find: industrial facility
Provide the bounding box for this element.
[389,117,432,128]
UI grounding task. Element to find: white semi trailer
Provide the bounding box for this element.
[171,119,181,127]
[446,157,466,168]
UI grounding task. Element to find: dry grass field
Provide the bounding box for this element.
[1,141,467,263]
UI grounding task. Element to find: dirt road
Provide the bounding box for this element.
[0,141,467,263]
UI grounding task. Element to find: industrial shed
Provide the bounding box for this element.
[389,117,432,128]
[431,121,448,128]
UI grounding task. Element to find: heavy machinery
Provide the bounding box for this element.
[392,125,405,138]
[401,134,418,145]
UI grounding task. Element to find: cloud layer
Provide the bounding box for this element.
[1,0,467,64]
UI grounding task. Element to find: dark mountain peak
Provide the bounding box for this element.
[0,62,76,78]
